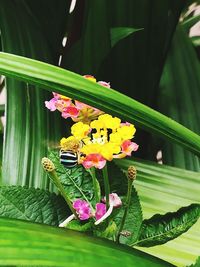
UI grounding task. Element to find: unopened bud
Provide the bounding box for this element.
[41,157,55,172]
[128,166,137,181]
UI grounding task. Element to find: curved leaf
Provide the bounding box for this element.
[0,186,69,225]
[110,27,143,47]
[0,217,175,267]
[0,52,200,157]
[134,204,200,247]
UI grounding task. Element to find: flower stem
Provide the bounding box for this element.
[48,170,78,219]
[102,164,110,209]
[88,167,101,203]
[116,179,133,243]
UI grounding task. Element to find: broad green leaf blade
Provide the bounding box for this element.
[0,217,176,267]
[116,158,200,266]
[115,189,143,245]
[49,151,96,206]
[158,26,200,171]
[0,186,69,225]
[135,204,200,247]
[110,27,142,47]
[0,53,200,158]
[0,1,64,189]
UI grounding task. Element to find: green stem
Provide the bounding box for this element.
[116,179,133,243]
[48,170,78,219]
[102,164,110,209]
[88,167,101,203]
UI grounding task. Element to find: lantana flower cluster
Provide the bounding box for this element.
[45,75,110,124]
[44,75,139,229]
[60,114,139,169]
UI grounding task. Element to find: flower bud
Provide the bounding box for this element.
[41,157,55,172]
[128,166,137,181]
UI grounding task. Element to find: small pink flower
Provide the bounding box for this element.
[82,154,106,169]
[75,100,91,110]
[45,98,57,111]
[73,199,91,220]
[52,92,60,99]
[95,203,107,220]
[56,99,71,112]
[103,193,122,208]
[121,140,139,156]
[62,106,80,119]
[95,193,122,225]
[98,81,110,88]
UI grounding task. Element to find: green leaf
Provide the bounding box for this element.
[0,53,200,158]
[0,217,176,266]
[115,158,200,266]
[134,203,200,247]
[48,151,95,206]
[66,219,93,233]
[158,26,200,171]
[188,257,200,267]
[0,1,64,189]
[182,14,200,31]
[110,27,143,47]
[0,186,69,226]
[114,188,143,245]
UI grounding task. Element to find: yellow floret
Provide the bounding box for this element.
[109,132,122,145]
[101,143,121,161]
[117,124,136,140]
[60,136,76,148]
[71,122,90,140]
[81,143,102,155]
[98,114,121,129]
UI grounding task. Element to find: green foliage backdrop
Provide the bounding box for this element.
[0,0,200,266]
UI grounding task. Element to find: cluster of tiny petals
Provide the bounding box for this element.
[45,75,110,124]
[73,199,91,220]
[61,113,139,169]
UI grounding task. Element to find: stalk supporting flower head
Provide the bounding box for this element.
[116,165,137,243]
[41,157,78,219]
[59,214,75,227]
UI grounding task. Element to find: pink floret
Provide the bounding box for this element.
[45,98,57,111]
[82,154,106,169]
[73,199,91,220]
[95,203,107,220]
